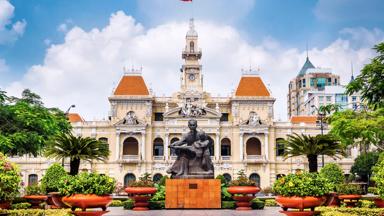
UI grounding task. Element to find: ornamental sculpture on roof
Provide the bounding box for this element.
[247,111,262,126]
[122,111,139,125]
[179,100,207,117]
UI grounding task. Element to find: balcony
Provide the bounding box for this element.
[153,156,165,161]
[120,155,139,163]
[220,156,231,161]
[245,155,267,163]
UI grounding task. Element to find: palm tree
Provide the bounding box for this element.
[279,133,345,172]
[45,133,110,175]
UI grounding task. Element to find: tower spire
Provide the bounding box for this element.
[350,62,355,81]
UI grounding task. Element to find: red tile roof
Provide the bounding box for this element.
[113,75,149,96]
[235,76,270,97]
[290,116,317,124]
[67,113,84,123]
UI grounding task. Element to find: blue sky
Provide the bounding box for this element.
[1,0,384,119]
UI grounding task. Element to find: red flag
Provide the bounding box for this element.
[180,0,192,2]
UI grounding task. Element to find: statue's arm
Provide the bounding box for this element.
[170,135,187,147]
[198,140,210,148]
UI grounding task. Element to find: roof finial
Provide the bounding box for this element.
[306,42,309,59]
[189,18,194,31]
[350,61,354,81]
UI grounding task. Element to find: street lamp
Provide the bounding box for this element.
[311,104,325,167]
[65,104,76,115]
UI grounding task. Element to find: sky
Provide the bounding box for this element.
[0,0,383,121]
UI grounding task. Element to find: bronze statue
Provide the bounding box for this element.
[166,119,214,179]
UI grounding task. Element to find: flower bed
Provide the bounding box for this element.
[316,206,384,216]
[0,209,71,216]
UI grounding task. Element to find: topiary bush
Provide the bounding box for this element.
[122,199,134,210]
[336,184,363,195]
[319,163,344,190]
[25,184,45,196]
[0,153,21,202]
[41,163,68,193]
[221,201,236,209]
[228,170,256,186]
[251,198,265,209]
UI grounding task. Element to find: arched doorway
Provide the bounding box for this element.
[249,173,260,187]
[170,137,180,156]
[153,138,164,156]
[246,137,262,155]
[153,173,163,183]
[28,174,38,186]
[124,173,136,187]
[123,137,139,156]
[221,138,231,156]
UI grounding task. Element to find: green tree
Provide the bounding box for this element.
[319,163,344,189]
[350,152,379,182]
[279,133,345,172]
[44,133,110,175]
[346,43,384,110]
[0,89,71,156]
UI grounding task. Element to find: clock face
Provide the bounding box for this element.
[189,74,195,81]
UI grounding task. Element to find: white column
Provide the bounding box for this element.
[264,132,269,160]
[215,133,220,160]
[141,132,146,161]
[115,132,120,160]
[164,133,169,160]
[239,133,244,160]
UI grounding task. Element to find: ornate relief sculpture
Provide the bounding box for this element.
[247,111,262,126]
[179,100,207,117]
[122,111,138,125]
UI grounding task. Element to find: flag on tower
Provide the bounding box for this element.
[180,0,192,2]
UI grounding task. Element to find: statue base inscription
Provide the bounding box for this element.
[165,179,221,209]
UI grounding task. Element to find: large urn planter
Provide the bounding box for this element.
[276,196,326,216]
[337,194,361,208]
[23,195,48,209]
[227,186,260,210]
[0,201,11,210]
[374,198,384,208]
[125,187,157,211]
[324,192,339,207]
[49,192,69,208]
[62,194,112,216]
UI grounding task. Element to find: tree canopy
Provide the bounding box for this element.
[0,89,71,156]
[350,152,379,182]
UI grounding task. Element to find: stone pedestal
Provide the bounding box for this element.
[165,179,221,209]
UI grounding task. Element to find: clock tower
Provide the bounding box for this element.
[180,18,203,94]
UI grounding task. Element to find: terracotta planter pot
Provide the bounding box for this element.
[275,196,325,211]
[49,192,69,208]
[324,192,339,207]
[337,194,361,208]
[125,187,157,211]
[24,195,48,209]
[227,186,260,210]
[374,198,384,208]
[62,194,112,212]
[0,201,11,209]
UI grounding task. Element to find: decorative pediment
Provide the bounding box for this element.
[240,111,263,126]
[164,106,221,119]
[114,111,146,127]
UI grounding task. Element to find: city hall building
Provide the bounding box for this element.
[12,19,357,189]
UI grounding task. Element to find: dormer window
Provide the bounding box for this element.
[190,41,194,52]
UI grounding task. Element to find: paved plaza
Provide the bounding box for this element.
[104,207,284,216]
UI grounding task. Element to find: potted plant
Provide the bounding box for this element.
[23,184,48,209]
[41,163,69,208]
[59,172,116,215]
[319,163,345,207]
[372,157,384,208]
[335,184,363,208]
[227,170,260,210]
[124,173,157,211]
[0,153,21,209]
[273,172,332,216]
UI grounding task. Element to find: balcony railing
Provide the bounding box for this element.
[245,155,267,163]
[220,156,231,161]
[120,155,139,163]
[153,156,165,161]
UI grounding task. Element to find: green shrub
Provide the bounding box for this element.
[123,199,134,210]
[25,184,45,195]
[251,198,265,209]
[221,201,236,209]
[41,163,68,193]
[11,202,31,210]
[316,206,384,216]
[158,175,168,186]
[321,211,357,216]
[357,199,376,208]
[368,187,378,194]
[264,199,278,206]
[228,170,256,186]
[336,184,363,195]
[128,173,154,187]
[373,156,384,199]
[148,201,165,209]
[0,153,22,201]
[151,184,165,201]
[109,200,123,207]
[319,163,344,190]
[272,172,333,197]
[58,172,116,196]
[216,175,226,185]
[4,209,71,216]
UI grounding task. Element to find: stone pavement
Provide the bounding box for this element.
[104,207,284,216]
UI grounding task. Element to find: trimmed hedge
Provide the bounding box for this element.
[10,203,31,210]
[109,200,124,207]
[148,201,165,210]
[123,199,134,210]
[221,201,236,209]
[264,199,278,206]
[251,199,265,210]
[316,207,384,216]
[2,209,71,216]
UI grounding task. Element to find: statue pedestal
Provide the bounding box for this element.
[165,179,221,209]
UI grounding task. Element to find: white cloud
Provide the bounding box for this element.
[5,11,383,120]
[0,0,26,44]
[57,23,68,32]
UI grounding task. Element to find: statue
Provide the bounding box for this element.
[166,119,214,179]
[123,111,138,125]
[247,111,262,126]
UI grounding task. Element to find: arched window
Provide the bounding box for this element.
[170,137,180,156]
[221,138,231,156]
[223,173,232,183]
[153,173,163,183]
[276,138,285,156]
[249,173,260,187]
[246,137,262,155]
[99,137,109,150]
[123,137,139,155]
[124,173,136,187]
[28,174,38,186]
[208,136,214,156]
[276,174,286,180]
[153,138,164,156]
[190,41,194,52]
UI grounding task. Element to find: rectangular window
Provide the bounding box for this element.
[298,80,302,88]
[302,79,306,87]
[310,78,315,87]
[220,113,229,122]
[335,78,338,85]
[352,96,357,101]
[327,78,332,85]
[317,78,326,89]
[154,112,163,121]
